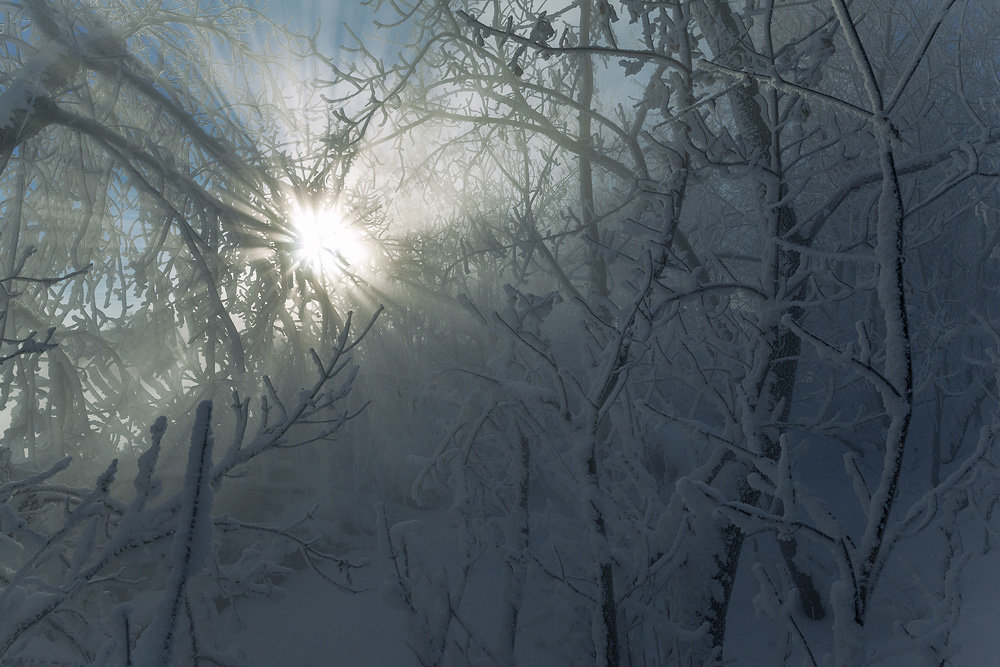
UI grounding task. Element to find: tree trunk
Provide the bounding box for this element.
[652,2,826,660]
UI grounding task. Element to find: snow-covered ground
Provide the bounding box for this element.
[236,564,411,666]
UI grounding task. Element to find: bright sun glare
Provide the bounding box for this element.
[290,203,371,276]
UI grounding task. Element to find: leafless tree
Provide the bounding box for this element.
[335,0,1000,663]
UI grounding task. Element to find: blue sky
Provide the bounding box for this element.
[264,1,377,53]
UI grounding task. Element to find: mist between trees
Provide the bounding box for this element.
[0,0,998,664]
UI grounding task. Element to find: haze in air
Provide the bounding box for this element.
[0,0,997,664]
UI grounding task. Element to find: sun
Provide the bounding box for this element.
[289,202,371,276]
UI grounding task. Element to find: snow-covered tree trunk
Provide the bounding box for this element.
[827,1,914,661]
[577,0,609,303]
[497,429,530,663]
[133,401,215,667]
[650,2,827,659]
